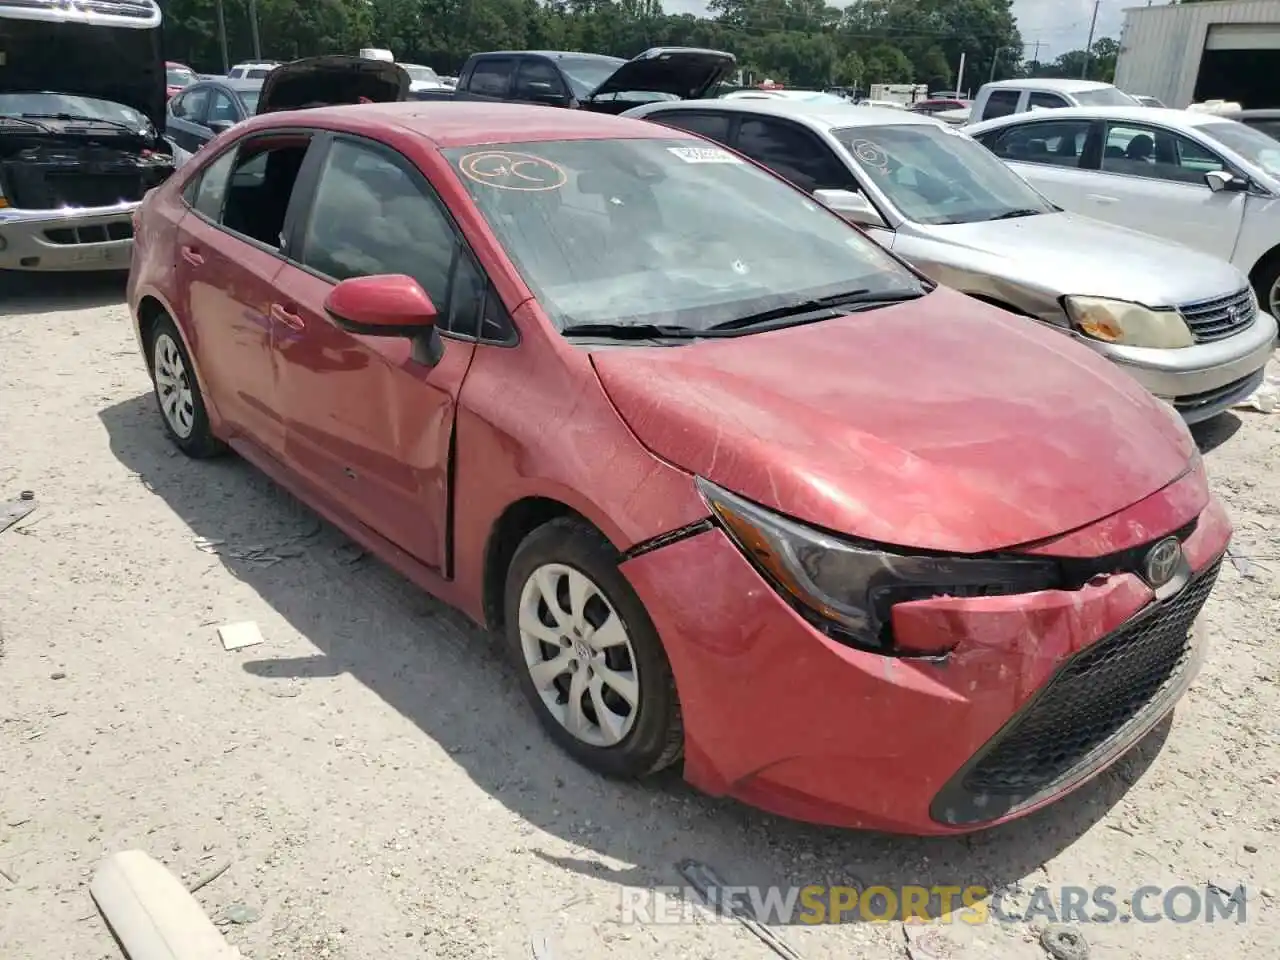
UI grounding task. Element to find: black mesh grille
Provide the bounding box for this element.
[931,556,1222,825]
[1178,288,1256,343]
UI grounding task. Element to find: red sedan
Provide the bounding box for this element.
[165,61,197,100]
[127,101,1231,834]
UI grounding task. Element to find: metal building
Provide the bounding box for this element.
[1115,0,1280,108]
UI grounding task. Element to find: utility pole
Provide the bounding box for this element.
[215,0,229,73]
[1030,39,1042,67]
[247,0,262,61]
[1081,0,1101,79]
[956,51,966,99]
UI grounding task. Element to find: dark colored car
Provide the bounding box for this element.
[166,78,263,154]
[128,100,1229,835]
[166,61,197,100]
[1233,109,1280,142]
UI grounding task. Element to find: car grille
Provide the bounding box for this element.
[13,173,145,210]
[1179,288,1257,342]
[930,556,1221,826]
[1173,369,1266,414]
[43,221,133,245]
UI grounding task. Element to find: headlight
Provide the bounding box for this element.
[696,478,1061,657]
[1064,296,1194,348]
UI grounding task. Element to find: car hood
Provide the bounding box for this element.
[256,56,410,114]
[0,15,165,126]
[908,211,1248,306]
[586,47,736,102]
[590,286,1196,554]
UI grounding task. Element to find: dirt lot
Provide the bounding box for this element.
[0,274,1277,960]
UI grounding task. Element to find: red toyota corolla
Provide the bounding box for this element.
[127,101,1231,834]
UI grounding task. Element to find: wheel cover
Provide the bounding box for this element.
[1269,276,1280,320]
[518,563,641,747]
[153,332,196,439]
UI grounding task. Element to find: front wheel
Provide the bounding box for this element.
[148,315,226,459]
[1252,252,1280,322]
[504,518,683,778]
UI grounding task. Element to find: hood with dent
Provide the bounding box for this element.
[590,286,1196,554]
[586,47,735,102]
[256,56,410,114]
[903,211,1248,307]
[0,16,165,127]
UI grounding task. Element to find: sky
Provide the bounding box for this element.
[662,0,1138,60]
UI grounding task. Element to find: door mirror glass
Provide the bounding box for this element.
[1205,169,1248,193]
[814,188,887,228]
[325,274,439,335]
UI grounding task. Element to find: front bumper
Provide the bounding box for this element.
[0,201,136,271]
[1094,310,1278,423]
[621,491,1232,835]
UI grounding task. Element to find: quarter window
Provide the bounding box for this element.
[981,90,1021,120]
[299,139,480,336]
[734,118,851,192]
[1101,123,1226,183]
[469,59,515,97]
[989,119,1092,168]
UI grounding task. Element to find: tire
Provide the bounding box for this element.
[504,517,683,778]
[147,314,226,459]
[1251,250,1280,323]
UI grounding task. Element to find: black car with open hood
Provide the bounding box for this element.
[418,47,736,114]
[256,55,411,114]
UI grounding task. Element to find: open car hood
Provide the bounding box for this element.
[586,48,736,102]
[256,56,410,114]
[0,15,165,127]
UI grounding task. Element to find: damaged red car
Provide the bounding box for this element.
[127,102,1231,834]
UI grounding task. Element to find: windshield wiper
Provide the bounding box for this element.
[708,288,925,332]
[0,115,56,133]
[987,208,1044,221]
[560,322,708,340]
[19,113,145,135]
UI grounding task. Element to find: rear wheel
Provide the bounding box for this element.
[148,315,226,459]
[504,518,683,778]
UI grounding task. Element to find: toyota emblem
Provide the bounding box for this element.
[1144,537,1182,587]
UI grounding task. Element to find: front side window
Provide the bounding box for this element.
[833,124,1056,225]
[442,137,921,332]
[300,140,465,331]
[734,118,852,192]
[982,90,1021,120]
[469,59,515,97]
[1101,123,1225,183]
[988,118,1092,168]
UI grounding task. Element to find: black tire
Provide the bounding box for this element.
[147,313,226,459]
[1251,250,1280,325]
[503,517,683,778]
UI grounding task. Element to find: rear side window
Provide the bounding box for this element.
[513,59,567,100]
[981,90,1021,120]
[219,136,312,248]
[187,149,236,219]
[652,111,732,144]
[988,119,1093,167]
[470,59,514,97]
[734,117,852,192]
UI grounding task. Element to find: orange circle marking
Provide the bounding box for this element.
[457,150,568,192]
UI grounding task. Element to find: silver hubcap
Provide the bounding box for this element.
[1269,278,1280,320]
[153,332,195,439]
[518,563,640,747]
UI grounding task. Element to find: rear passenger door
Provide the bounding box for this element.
[167,86,212,153]
[270,135,491,569]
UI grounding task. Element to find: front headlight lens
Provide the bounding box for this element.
[1064,296,1194,348]
[697,479,1060,657]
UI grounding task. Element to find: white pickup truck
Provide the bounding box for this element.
[965,78,1139,124]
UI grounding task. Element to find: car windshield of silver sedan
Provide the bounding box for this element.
[443,137,924,334]
[0,92,152,135]
[832,123,1056,225]
[1200,120,1280,179]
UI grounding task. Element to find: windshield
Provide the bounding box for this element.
[0,92,151,132]
[167,66,196,87]
[557,55,625,99]
[443,138,921,331]
[1073,87,1139,107]
[1201,120,1280,178]
[404,65,439,83]
[832,123,1055,225]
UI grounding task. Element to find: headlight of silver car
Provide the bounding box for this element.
[1064,295,1195,349]
[696,478,1061,657]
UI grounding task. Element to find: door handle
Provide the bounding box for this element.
[270,302,305,331]
[1086,194,1118,204]
[180,245,204,266]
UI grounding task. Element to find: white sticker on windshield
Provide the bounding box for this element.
[667,146,743,164]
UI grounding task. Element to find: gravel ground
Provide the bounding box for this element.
[0,273,1277,960]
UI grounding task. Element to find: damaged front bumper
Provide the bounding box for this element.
[0,200,138,271]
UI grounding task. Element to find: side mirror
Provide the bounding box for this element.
[814,188,887,229]
[1206,169,1248,193]
[324,274,444,365]
[207,119,234,134]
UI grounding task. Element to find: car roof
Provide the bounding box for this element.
[633,96,939,130]
[982,78,1118,93]
[237,100,695,147]
[1238,109,1280,119]
[187,78,262,94]
[967,105,1233,132]
[475,50,625,64]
